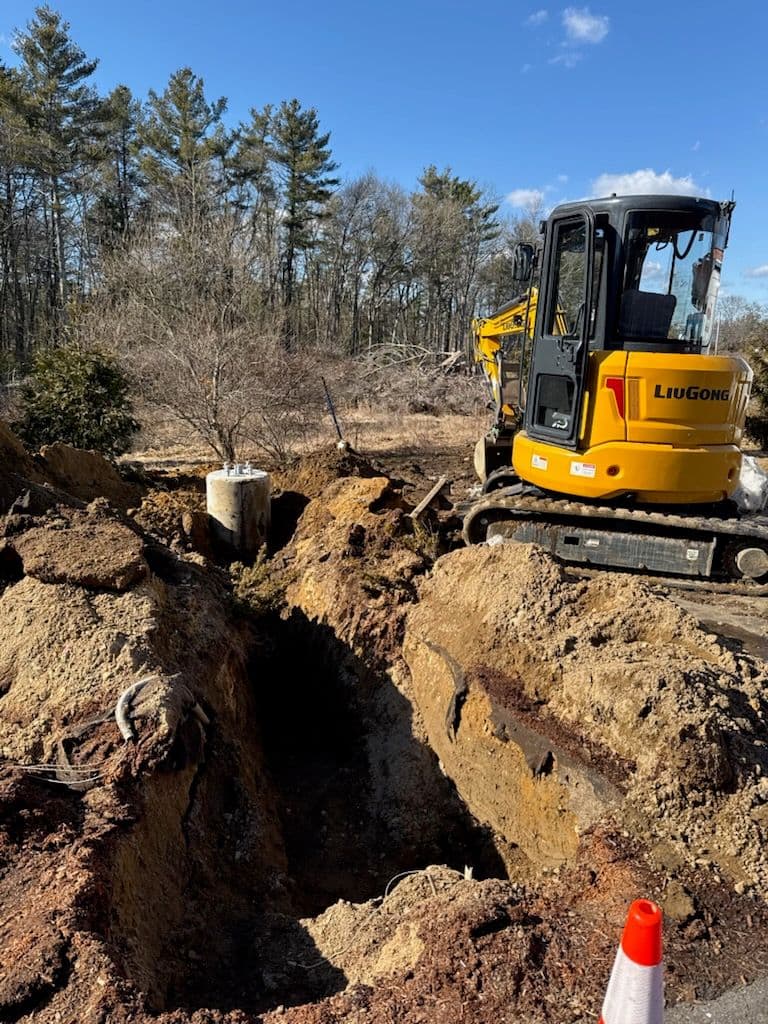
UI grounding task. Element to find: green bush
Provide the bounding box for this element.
[15,346,139,457]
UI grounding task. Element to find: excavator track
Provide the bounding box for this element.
[460,488,768,595]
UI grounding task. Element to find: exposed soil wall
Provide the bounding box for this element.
[404,543,768,891]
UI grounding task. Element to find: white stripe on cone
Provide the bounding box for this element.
[600,945,663,1024]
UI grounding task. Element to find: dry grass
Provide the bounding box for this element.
[339,405,487,455]
[124,400,489,473]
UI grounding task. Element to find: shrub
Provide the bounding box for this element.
[231,553,290,616]
[15,346,139,457]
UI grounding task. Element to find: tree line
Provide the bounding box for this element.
[0,5,521,370]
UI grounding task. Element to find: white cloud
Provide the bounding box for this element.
[549,51,582,68]
[526,9,549,25]
[563,7,609,43]
[691,140,701,152]
[520,62,533,73]
[745,265,768,279]
[506,188,545,210]
[557,173,569,183]
[590,168,706,197]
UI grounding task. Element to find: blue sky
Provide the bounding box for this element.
[2,0,767,300]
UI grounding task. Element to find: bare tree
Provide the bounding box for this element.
[81,214,317,461]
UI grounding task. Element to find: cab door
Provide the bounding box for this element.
[525,211,594,450]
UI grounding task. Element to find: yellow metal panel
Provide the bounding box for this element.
[581,350,628,446]
[513,432,741,504]
[624,353,752,447]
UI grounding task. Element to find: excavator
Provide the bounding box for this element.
[464,193,768,591]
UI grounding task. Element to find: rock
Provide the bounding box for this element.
[10,511,148,591]
[663,880,696,922]
[181,510,212,557]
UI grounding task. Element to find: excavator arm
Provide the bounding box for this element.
[473,287,567,426]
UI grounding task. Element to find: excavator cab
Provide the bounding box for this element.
[524,196,733,448]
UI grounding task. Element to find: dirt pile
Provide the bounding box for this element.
[0,421,288,1020]
[0,445,506,1022]
[274,445,380,501]
[132,488,210,554]
[0,420,43,480]
[259,829,768,1024]
[5,503,148,590]
[38,441,142,509]
[281,474,425,660]
[404,543,768,891]
[0,422,143,515]
[0,420,51,514]
[0,514,294,1020]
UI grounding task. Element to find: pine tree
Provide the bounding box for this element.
[0,62,35,356]
[230,105,280,303]
[90,84,144,247]
[140,67,229,230]
[9,6,103,330]
[413,166,499,352]
[269,99,339,344]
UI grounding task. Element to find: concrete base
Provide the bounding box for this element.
[205,466,271,556]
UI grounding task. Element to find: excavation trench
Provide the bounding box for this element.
[108,608,508,1016]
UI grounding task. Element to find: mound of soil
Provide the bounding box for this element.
[0,422,143,515]
[404,542,768,890]
[7,505,148,590]
[132,488,210,555]
[274,446,379,501]
[0,421,42,481]
[38,442,142,510]
[279,474,426,661]
[251,531,768,1021]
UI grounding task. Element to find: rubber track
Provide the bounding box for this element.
[460,490,768,596]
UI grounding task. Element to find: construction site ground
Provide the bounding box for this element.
[1,414,767,1023]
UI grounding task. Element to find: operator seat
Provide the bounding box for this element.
[619,289,677,340]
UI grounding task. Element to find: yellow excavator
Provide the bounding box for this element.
[464,193,768,590]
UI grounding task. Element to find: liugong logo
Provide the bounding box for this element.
[653,385,730,401]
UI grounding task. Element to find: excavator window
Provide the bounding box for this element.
[620,211,719,350]
[534,375,575,431]
[546,222,605,340]
[547,220,586,337]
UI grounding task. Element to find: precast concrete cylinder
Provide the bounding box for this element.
[206,464,271,556]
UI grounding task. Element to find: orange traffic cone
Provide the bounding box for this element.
[599,898,663,1024]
